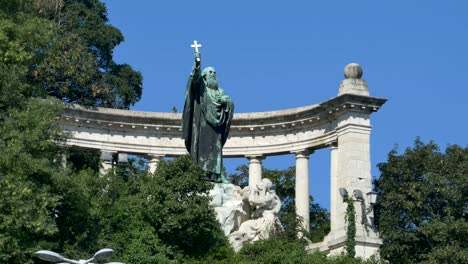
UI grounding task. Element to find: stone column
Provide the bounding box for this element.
[294,149,313,232]
[147,155,164,174]
[247,155,264,188]
[59,153,68,168]
[329,142,339,232]
[99,150,115,176]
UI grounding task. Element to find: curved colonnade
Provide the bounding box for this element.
[59,64,386,259]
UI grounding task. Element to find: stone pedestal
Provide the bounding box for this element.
[294,150,312,232]
[247,155,263,188]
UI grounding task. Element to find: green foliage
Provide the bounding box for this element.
[0,97,66,263]
[32,0,143,108]
[0,1,229,262]
[0,0,143,109]
[238,238,319,264]
[144,156,226,256]
[51,169,102,257]
[62,156,227,263]
[66,147,101,172]
[374,138,468,263]
[196,238,379,264]
[0,1,226,262]
[308,198,331,242]
[345,198,356,258]
[0,4,65,261]
[0,4,54,107]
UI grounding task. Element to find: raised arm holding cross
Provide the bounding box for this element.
[191,40,202,63]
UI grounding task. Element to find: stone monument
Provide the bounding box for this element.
[60,59,386,259]
[182,41,282,251]
[182,40,234,183]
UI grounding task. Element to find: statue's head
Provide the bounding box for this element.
[202,67,218,89]
[202,67,216,78]
[262,178,273,191]
[256,178,273,191]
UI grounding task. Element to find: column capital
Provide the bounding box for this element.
[146,154,164,174]
[292,149,314,159]
[145,154,165,160]
[326,141,338,149]
[100,150,116,161]
[245,155,264,161]
[100,150,115,176]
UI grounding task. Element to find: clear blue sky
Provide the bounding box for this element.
[102,0,467,210]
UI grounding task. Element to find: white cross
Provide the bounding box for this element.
[191,40,202,53]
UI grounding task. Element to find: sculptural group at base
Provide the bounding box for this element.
[209,178,282,252]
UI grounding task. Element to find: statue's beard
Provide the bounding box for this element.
[205,76,218,89]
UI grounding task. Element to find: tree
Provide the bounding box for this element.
[1,0,142,109]
[229,165,330,242]
[31,0,143,109]
[144,156,226,256]
[43,155,227,263]
[0,5,68,261]
[1,1,337,261]
[198,237,379,264]
[0,97,67,263]
[0,2,143,261]
[374,139,468,263]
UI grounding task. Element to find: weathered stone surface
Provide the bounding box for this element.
[60,94,385,158]
[210,179,281,252]
[344,63,363,79]
[294,150,312,232]
[209,183,249,236]
[339,63,369,96]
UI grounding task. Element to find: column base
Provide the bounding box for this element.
[306,232,382,260]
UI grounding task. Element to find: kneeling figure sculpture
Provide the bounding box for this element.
[210,178,282,252]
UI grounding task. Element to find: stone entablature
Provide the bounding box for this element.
[60,94,386,157]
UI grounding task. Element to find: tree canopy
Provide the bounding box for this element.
[0,0,142,109]
[374,139,468,263]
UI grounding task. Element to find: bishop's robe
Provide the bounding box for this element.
[182,65,234,181]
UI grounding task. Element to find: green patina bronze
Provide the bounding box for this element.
[182,50,234,183]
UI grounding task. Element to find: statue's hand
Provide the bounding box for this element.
[217,94,229,105]
[194,52,201,67]
[221,95,232,106]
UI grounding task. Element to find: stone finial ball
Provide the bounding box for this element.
[344,63,363,79]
